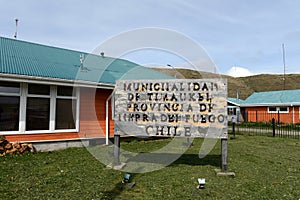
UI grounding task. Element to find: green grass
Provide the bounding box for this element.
[1,136,299,199]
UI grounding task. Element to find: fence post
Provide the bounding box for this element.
[256,110,258,122]
[232,122,236,139]
[272,118,275,137]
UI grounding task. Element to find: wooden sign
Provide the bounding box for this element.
[114,79,227,138]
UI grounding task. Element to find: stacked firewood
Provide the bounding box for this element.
[0,137,35,156]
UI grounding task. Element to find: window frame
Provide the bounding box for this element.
[267,106,289,113]
[0,82,80,135]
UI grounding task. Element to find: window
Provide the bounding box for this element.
[228,107,237,115]
[0,81,20,93]
[279,107,288,112]
[268,106,289,113]
[26,97,50,131]
[26,84,51,131]
[55,86,76,130]
[268,107,277,112]
[57,86,74,96]
[0,81,79,134]
[0,96,20,131]
[28,84,50,95]
[0,81,20,131]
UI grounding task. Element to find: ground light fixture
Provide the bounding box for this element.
[122,173,131,183]
[122,173,136,189]
[197,178,206,189]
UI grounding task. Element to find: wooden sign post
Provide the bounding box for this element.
[113,134,120,164]
[221,138,228,172]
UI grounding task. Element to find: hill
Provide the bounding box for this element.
[151,68,300,99]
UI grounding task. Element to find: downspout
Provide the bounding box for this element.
[105,91,114,145]
[292,105,295,124]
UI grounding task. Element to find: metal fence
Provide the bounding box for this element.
[228,111,300,139]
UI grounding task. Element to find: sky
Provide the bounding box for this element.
[0,0,299,77]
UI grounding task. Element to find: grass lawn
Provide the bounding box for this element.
[0,135,299,199]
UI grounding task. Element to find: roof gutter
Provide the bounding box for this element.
[227,100,241,106]
[0,73,115,89]
[240,103,300,107]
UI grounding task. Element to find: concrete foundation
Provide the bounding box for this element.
[30,136,171,152]
[214,169,235,177]
[32,138,106,152]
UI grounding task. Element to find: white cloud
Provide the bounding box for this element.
[226,66,254,77]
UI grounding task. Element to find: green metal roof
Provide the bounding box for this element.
[242,90,300,105]
[228,97,244,106]
[0,36,173,85]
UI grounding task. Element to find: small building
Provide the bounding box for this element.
[0,36,172,150]
[238,90,300,124]
[227,98,243,122]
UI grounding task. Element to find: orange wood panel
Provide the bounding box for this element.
[79,88,114,137]
[6,132,80,142]
[245,106,297,123]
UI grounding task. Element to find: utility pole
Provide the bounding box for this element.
[167,64,177,78]
[14,18,19,39]
[282,43,286,90]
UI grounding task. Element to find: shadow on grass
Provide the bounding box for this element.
[101,182,125,200]
[172,153,221,167]
[100,154,220,199]
[122,153,221,168]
